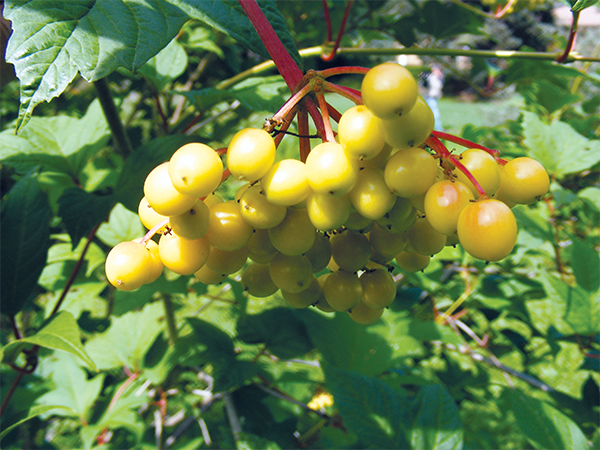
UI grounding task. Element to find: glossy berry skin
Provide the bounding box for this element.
[269,253,313,294]
[269,208,316,256]
[348,301,384,325]
[241,262,278,298]
[377,96,434,150]
[338,105,386,160]
[407,216,447,256]
[305,142,358,197]
[306,192,351,231]
[105,241,153,291]
[331,231,372,273]
[261,159,312,206]
[194,264,227,285]
[206,245,248,275]
[359,268,396,309]
[349,168,396,220]
[227,128,276,181]
[132,238,164,284]
[144,162,197,216]
[158,232,210,275]
[205,201,254,251]
[424,180,474,236]
[282,275,322,309]
[499,157,549,204]
[457,199,517,261]
[361,63,419,119]
[323,270,363,312]
[138,197,168,234]
[395,251,430,273]
[454,149,501,199]
[239,185,287,229]
[169,143,223,197]
[169,199,210,240]
[384,147,438,198]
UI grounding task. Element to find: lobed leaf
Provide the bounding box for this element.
[5,0,300,130]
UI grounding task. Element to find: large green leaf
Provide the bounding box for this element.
[522,111,600,178]
[0,100,110,175]
[96,203,146,247]
[84,301,165,371]
[0,171,51,316]
[506,389,588,450]
[137,38,188,91]
[237,308,313,360]
[34,352,104,421]
[1,311,97,371]
[5,0,301,130]
[323,363,412,449]
[410,384,463,450]
[57,188,115,248]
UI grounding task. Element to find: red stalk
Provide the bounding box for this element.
[238,0,303,90]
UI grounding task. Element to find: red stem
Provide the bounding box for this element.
[321,0,354,61]
[318,66,370,78]
[432,130,506,164]
[426,135,487,198]
[11,316,22,340]
[327,103,342,123]
[322,0,333,42]
[238,0,303,90]
[152,89,169,133]
[557,10,580,64]
[0,372,24,417]
[316,92,335,142]
[323,81,362,105]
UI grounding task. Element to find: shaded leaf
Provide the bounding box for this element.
[506,389,588,450]
[323,363,412,449]
[0,405,74,440]
[0,171,51,316]
[237,308,313,360]
[411,384,464,450]
[57,188,115,248]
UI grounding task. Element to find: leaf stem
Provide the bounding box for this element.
[322,0,333,42]
[0,372,24,417]
[323,81,362,105]
[141,219,169,245]
[432,130,506,164]
[298,110,311,162]
[315,91,335,142]
[318,66,370,78]
[162,295,179,345]
[94,78,133,157]
[51,224,101,317]
[557,10,581,64]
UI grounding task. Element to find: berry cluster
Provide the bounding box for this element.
[105,63,549,324]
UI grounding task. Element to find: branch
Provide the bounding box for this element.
[94,78,133,157]
[557,10,581,64]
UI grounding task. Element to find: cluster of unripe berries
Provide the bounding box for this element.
[105,63,549,324]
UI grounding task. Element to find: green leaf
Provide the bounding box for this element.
[579,186,600,211]
[417,1,484,40]
[137,38,188,91]
[572,0,599,12]
[516,79,582,115]
[84,302,165,371]
[57,188,115,248]
[5,0,300,130]
[512,205,555,244]
[506,389,588,450]
[0,100,110,175]
[567,236,600,292]
[0,405,74,440]
[96,203,146,247]
[323,363,412,449]
[35,352,104,421]
[298,310,396,377]
[187,317,236,360]
[411,384,464,450]
[114,135,196,211]
[2,311,97,371]
[236,432,282,450]
[0,171,51,316]
[237,308,313,360]
[522,111,600,178]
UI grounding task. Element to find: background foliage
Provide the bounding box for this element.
[1,1,599,449]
